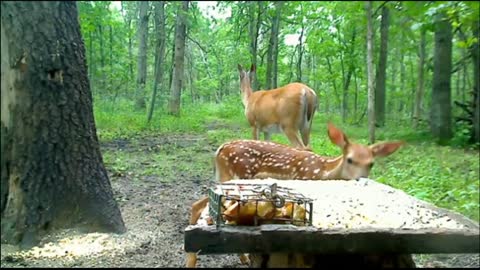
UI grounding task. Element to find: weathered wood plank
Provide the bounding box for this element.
[184,224,480,254]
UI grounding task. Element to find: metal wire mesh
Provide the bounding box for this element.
[208,183,314,227]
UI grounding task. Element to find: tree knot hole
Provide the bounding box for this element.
[47,69,63,84]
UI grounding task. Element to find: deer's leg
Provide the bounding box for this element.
[215,158,234,182]
[264,131,271,141]
[252,126,260,140]
[189,196,209,225]
[283,127,306,149]
[239,254,251,265]
[185,196,210,268]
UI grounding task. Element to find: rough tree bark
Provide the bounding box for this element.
[1,1,126,248]
[365,1,375,144]
[374,6,389,127]
[413,28,426,128]
[147,1,166,123]
[168,1,189,116]
[431,12,453,143]
[135,1,149,110]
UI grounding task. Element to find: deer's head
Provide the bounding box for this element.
[327,122,404,180]
[237,64,255,90]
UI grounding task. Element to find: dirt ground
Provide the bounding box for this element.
[1,134,479,268]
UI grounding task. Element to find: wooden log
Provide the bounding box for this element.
[184,224,479,254]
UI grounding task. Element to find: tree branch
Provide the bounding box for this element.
[187,34,209,54]
[373,1,390,17]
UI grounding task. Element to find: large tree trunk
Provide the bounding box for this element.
[135,1,149,110]
[413,29,426,128]
[365,1,375,143]
[430,12,453,143]
[168,1,189,116]
[1,1,126,248]
[374,6,389,127]
[266,1,282,89]
[148,1,166,123]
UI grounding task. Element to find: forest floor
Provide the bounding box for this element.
[1,129,479,268]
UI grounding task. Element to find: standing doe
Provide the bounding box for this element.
[237,64,318,150]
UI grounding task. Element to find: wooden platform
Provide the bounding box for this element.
[184,178,480,254]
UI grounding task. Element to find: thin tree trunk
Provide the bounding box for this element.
[409,58,416,120]
[1,1,126,247]
[354,68,359,119]
[374,6,389,127]
[325,56,341,108]
[296,23,305,82]
[266,1,282,89]
[98,24,105,91]
[168,1,189,116]
[389,47,396,112]
[169,34,176,96]
[188,49,195,103]
[462,51,467,104]
[366,1,375,144]
[342,27,356,123]
[399,44,406,115]
[121,2,134,93]
[248,1,262,91]
[148,1,166,123]
[456,62,461,102]
[135,1,149,110]
[430,12,453,143]
[287,50,295,83]
[109,25,113,95]
[471,20,479,143]
[413,28,426,127]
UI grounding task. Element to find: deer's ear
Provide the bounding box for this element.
[370,141,404,158]
[250,64,256,73]
[327,122,349,148]
[237,64,243,73]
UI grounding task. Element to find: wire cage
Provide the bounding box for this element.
[208,182,314,227]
